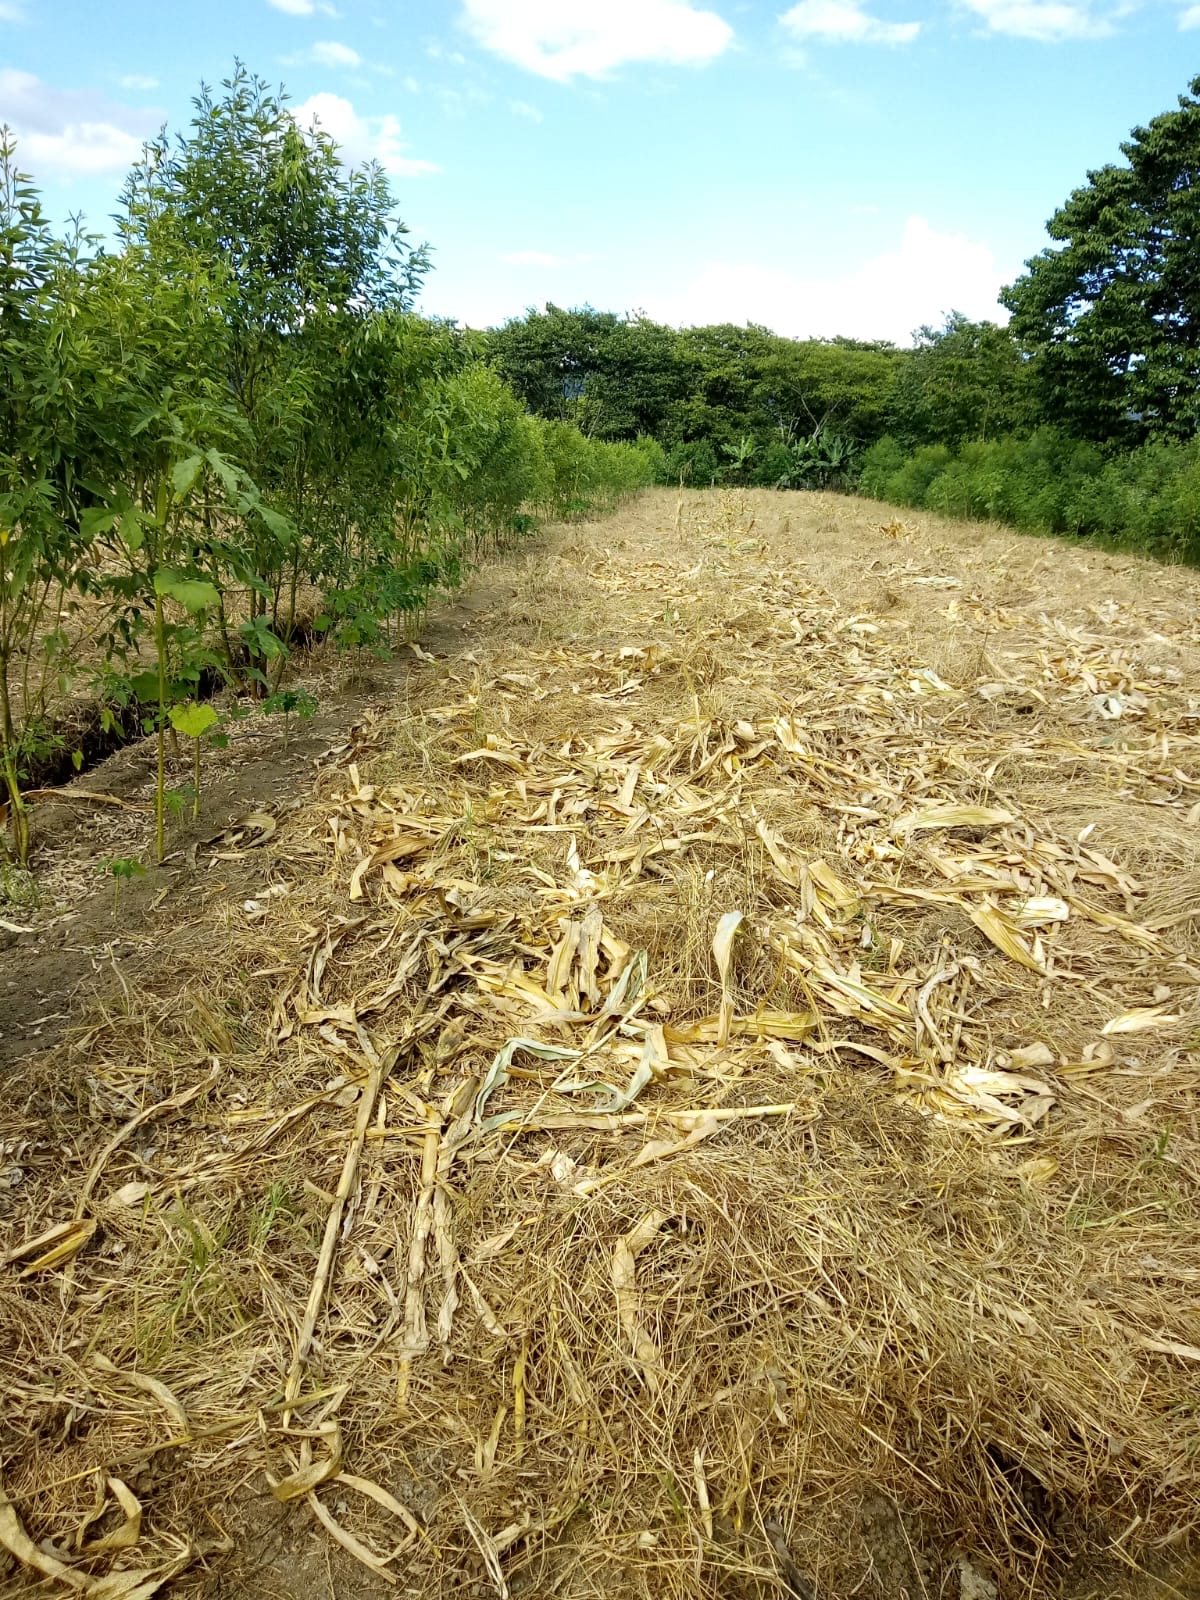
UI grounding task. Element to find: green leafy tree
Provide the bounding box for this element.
[118,66,430,674]
[1003,75,1200,443]
[0,68,657,878]
[0,134,95,861]
[487,305,683,441]
[886,314,1032,448]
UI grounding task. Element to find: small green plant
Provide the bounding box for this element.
[169,700,220,819]
[162,784,192,823]
[247,1180,298,1251]
[149,1203,242,1353]
[261,687,318,749]
[96,855,147,922]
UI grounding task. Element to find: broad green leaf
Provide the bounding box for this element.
[256,504,296,542]
[117,506,144,552]
[205,449,241,495]
[239,616,286,659]
[129,671,163,704]
[169,702,219,739]
[128,671,189,705]
[81,507,118,539]
[154,568,221,612]
[171,454,205,497]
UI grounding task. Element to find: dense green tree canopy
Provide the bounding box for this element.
[485,305,682,439]
[886,314,1033,448]
[484,304,909,482]
[1003,75,1200,443]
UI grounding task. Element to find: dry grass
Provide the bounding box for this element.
[2,488,1200,1600]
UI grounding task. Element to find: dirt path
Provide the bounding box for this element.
[2,489,1198,1600]
[0,566,520,1071]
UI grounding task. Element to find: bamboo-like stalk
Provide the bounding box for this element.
[283,1029,393,1419]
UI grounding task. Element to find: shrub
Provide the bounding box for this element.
[860,428,1200,562]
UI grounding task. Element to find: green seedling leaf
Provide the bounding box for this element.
[169,702,219,740]
[96,857,146,884]
[163,786,192,819]
[155,569,221,613]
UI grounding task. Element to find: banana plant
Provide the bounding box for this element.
[777,427,859,491]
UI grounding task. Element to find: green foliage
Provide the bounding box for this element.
[1003,75,1200,443]
[886,314,1033,448]
[858,436,909,498]
[0,72,654,866]
[862,78,1200,562]
[859,429,1200,561]
[262,687,318,749]
[486,307,909,481]
[0,131,98,862]
[96,855,147,922]
[486,305,681,440]
[663,438,722,487]
[774,427,859,490]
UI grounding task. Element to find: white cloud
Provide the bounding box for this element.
[644,217,1009,346]
[0,2,25,20]
[509,98,544,121]
[1180,2,1200,25]
[268,0,341,15]
[0,69,152,176]
[435,83,494,116]
[780,0,919,44]
[118,74,160,91]
[459,0,734,80]
[309,39,361,67]
[957,0,1113,38]
[292,91,441,176]
[498,249,593,266]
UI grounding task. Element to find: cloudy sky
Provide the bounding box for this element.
[0,1,1190,344]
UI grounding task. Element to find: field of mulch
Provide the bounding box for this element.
[2,487,1199,1600]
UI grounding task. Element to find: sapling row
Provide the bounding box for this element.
[0,68,658,870]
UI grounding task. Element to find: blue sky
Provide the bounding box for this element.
[0,1,1192,344]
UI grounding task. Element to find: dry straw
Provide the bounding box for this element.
[2,488,1199,1598]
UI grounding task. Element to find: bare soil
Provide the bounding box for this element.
[2,490,1199,1600]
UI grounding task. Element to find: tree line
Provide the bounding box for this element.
[484,306,1027,488]
[485,76,1200,553]
[0,69,658,865]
